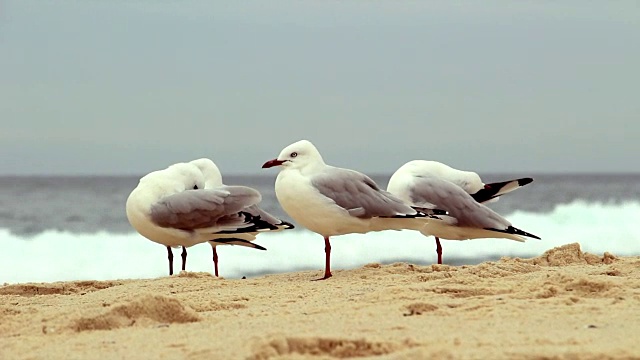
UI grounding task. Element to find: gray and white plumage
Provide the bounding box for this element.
[312,168,421,219]
[387,161,539,242]
[126,162,263,249]
[262,140,433,279]
[149,186,262,232]
[398,160,485,195]
[126,160,288,276]
[266,140,429,238]
[390,160,533,204]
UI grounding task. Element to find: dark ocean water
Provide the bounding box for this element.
[1,173,639,236]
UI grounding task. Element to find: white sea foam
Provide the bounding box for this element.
[2,201,640,284]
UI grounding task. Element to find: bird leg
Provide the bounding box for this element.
[314,236,333,280]
[181,246,187,271]
[212,247,219,277]
[166,246,174,276]
[435,237,443,265]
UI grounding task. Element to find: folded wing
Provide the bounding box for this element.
[313,168,423,219]
[150,186,261,231]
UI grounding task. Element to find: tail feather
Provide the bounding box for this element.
[471,177,533,203]
[277,221,295,230]
[209,238,267,250]
[485,225,541,240]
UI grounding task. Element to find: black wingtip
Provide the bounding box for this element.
[486,225,541,240]
[279,221,295,229]
[518,177,534,186]
[470,177,534,203]
[209,238,268,250]
[217,212,279,234]
[253,243,267,251]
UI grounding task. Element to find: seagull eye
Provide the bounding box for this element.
[193,185,198,190]
[290,152,298,158]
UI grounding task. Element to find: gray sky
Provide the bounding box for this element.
[1,1,639,175]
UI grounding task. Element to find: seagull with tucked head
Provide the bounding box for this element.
[126,160,292,276]
[387,160,539,264]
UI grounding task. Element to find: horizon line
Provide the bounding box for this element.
[1,170,640,178]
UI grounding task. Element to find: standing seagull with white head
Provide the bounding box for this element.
[189,158,294,277]
[127,161,279,276]
[387,160,538,264]
[262,140,435,280]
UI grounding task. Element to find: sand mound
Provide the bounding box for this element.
[189,300,247,312]
[71,294,200,332]
[403,302,439,316]
[512,243,617,266]
[463,261,540,279]
[529,273,617,300]
[176,271,215,279]
[249,337,415,360]
[0,306,21,318]
[0,280,122,296]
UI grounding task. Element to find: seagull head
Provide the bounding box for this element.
[140,163,205,197]
[190,158,223,188]
[262,139,325,171]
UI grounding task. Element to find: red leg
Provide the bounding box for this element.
[435,237,443,265]
[181,246,187,271]
[212,247,219,277]
[166,246,174,276]
[314,236,332,280]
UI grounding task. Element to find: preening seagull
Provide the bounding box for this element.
[387,160,538,264]
[126,161,288,276]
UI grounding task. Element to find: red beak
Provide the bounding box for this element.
[262,159,286,168]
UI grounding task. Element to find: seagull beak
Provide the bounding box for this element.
[262,159,286,168]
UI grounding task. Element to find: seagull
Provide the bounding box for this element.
[387,160,539,264]
[262,140,435,280]
[189,158,294,277]
[126,161,277,276]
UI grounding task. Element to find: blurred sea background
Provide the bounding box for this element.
[2,173,639,284]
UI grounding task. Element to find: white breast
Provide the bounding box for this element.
[274,170,371,237]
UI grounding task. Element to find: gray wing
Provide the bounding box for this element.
[312,167,418,218]
[150,186,261,230]
[409,176,510,229]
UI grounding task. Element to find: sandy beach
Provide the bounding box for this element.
[1,242,639,360]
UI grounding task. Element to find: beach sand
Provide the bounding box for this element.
[1,242,639,360]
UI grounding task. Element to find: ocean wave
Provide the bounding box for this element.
[2,200,639,284]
